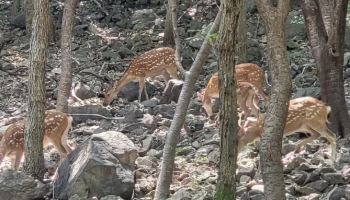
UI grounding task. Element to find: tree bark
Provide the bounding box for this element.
[215,0,241,199]
[168,0,186,78]
[256,1,291,199]
[154,12,222,200]
[301,0,350,138]
[56,0,80,113]
[163,1,175,47]
[23,0,49,180]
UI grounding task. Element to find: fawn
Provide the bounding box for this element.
[0,110,72,170]
[197,63,268,118]
[103,47,179,106]
[238,96,337,159]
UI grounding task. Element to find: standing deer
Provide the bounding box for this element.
[0,110,72,170]
[238,96,337,159]
[103,47,179,106]
[197,63,268,118]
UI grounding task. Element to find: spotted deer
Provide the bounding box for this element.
[103,47,179,106]
[0,110,73,170]
[238,96,337,159]
[197,63,268,118]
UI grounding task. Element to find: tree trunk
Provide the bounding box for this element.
[235,2,247,63]
[215,0,241,199]
[301,0,350,138]
[163,1,175,47]
[23,0,49,180]
[256,1,291,199]
[154,12,222,200]
[56,0,80,113]
[25,0,34,35]
[168,0,186,77]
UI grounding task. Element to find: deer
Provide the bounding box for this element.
[0,110,73,170]
[238,96,337,159]
[103,47,179,106]
[197,63,268,119]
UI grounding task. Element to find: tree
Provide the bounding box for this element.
[256,0,291,199]
[56,0,80,113]
[215,0,242,199]
[23,0,50,179]
[301,0,350,138]
[154,12,222,200]
[163,1,175,47]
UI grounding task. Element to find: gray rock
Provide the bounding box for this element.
[305,180,329,192]
[321,173,345,185]
[167,188,192,200]
[152,103,176,119]
[131,9,156,30]
[184,114,205,133]
[68,104,113,124]
[54,131,138,199]
[290,171,307,185]
[160,79,183,104]
[0,170,49,200]
[207,148,220,165]
[10,14,25,29]
[326,186,347,200]
[116,82,158,102]
[100,195,124,200]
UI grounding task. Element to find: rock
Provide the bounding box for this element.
[287,10,306,40]
[295,185,319,195]
[141,98,159,108]
[131,9,156,30]
[72,82,96,100]
[10,14,26,29]
[321,173,345,185]
[54,131,138,199]
[116,82,158,102]
[305,180,329,192]
[326,186,347,199]
[290,171,307,185]
[151,103,176,119]
[68,104,113,124]
[160,79,183,104]
[293,87,321,99]
[168,188,193,200]
[207,148,220,164]
[240,175,251,184]
[0,170,49,200]
[184,114,205,133]
[100,195,124,200]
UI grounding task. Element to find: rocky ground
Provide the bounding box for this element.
[1,0,350,200]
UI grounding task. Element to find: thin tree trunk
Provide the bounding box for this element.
[256,1,291,199]
[215,0,241,199]
[301,0,350,138]
[56,0,80,113]
[169,0,186,78]
[23,0,49,180]
[163,1,175,47]
[154,12,222,200]
[235,2,247,63]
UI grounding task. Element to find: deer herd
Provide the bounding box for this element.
[0,47,338,170]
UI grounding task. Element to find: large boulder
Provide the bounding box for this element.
[0,170,49,200]
[54,131,138,199]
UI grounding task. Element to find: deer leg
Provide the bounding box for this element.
[138,78,148,101]
[294,130,320,153]
[13,150,23,170]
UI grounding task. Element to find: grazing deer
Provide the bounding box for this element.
[197,63,268,118]
[103,47,179,106]
[238,96,337,159]
[0,110,73,170]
